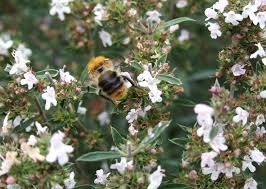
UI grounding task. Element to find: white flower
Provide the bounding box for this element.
[201,151,218,168]
[205,8,218,21]
[128,8,137,17]
[20,71,38,90]
[224,11,243,26]
[194,104,214,141]
[97,111,110,126]
[110,157,133,174]
[64,172,76,189]
[20,142,45,162]
[250,43,266,59]
[260,90,266,98]
[35,121,48,135]
[176,0,188,8]
[178,29,190,42]
[0,151,18,176]
[93,3,106,26]
[244,178,258,189]
[250,148,265,164]
[213,0,228,13]
[99,30,112,47]
[0,34,13,56]
[9,49,29,75]
[13,116,22,127]
[46,131,74,165]
[16,44,32,59]
[147,166,165,189]
[49,0,71,21]
[223,165,240,178]
[41,86,57,110]
[232,107,249,126]
[255,11,266,29]
[94,169,110,185]
[242,3,258,22]
[146,10,161,24]
[202,162,224,181]
[27,135,37,146]
[126,109,140,123]
[77,102,87,115]
[231,64,246,76]
[59,66,76,83]
[209,131,228,153]
[255,114,265,126]
[206,22,222,39]
[1,112,12,134]
[169,24,179,33]
[242,155,256,172]
[256,126,266,137]
[262,57,266,65]
[148,88,163,103]
[52,184,63,189]
[121,72,133,88]
[128,125,138,136]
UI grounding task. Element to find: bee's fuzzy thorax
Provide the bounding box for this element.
[87,56,109,73]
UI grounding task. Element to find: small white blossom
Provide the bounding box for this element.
[206,22,222,39]
[64,172,76,189]
[201,151,218,168]
[147,166,165,189]
[202,162,224,181]
[46,131,74,165]
[209,131,228,153]
[224,11,243,26]
[242,3,258,23]
[59,66,76,83]
[169,24,179,33]
[20,142,45,162]
[205,8,218,21]
[128,125,138,136]
[0,34,13,56]
[110,157,133,174]
[49,0,72,21]
[121,72,133,88]
[13,116,22,127]
[232,107,249,126]
[231,64,246,76]
[250,43,266,59]
[9,49,29,75]
[256,126,266,137]
[27,135,37,146]
[42,86,57,110]
[242,155,256,172]
[146,10,161,24]
[126,109,139,123]
[1,112,12,134]
[255,114,265,126]
[148,88,163,103]
[178,29,190,42]
[213,0,228,13]
[176,0,188,8]
[16,44,32,59]
[93,3,106,26]
[0,151,18,176]
[97,111,110,126]
[35,121,48,135]
[250,148,265,164]
[244,178,258,189]
[255,11,266,29]
[260,90,266,98]
[223,165,240,178]
[52,184,63,189]
[94,169,110,185]
[99,30,112,47]
[20,71,38,90]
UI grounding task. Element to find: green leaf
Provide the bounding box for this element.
[73,185,95,189]
[159,17,195,30]
[187,69,215,81]
[133,121,171,154]
[130,61,144,71]
[160,183,191,189]
[156,54,168,65]
[87,86,97,94]
[169,137,189,148]
[36,69,59,79]
[77,151,122,162]
[209,127,219,140]
[12,117,35,133]
[111,127,126,147]
[175,98,195,107]
[80,67,89,84]
[156,74,182,85]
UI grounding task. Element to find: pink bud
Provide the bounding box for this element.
[6,176,16,184]
[188,170,198,180]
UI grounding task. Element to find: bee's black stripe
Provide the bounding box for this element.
[98,71,124,95]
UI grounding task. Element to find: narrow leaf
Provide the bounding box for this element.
[209,127,219,140]
[160,183,191,189]
[169,137,189,148]
[111,126,126,147]
[130,61,144,71]
[80,67,89,84]
[156,74,182,85]
[77,151,122,162]
[13,117,35,133]
[36,69,59,79]
[73,185,95,189]
[159,17,195,30]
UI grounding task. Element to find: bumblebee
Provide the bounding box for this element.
[87,56,136,103]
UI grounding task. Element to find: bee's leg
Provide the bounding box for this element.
[122,75,137,87]
[99,89,117,105]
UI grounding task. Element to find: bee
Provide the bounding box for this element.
[87,56,136,103]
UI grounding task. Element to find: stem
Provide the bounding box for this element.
[229,81,236,99]
[34,95,51,127]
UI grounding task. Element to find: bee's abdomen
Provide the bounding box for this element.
[98,71,124,96]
